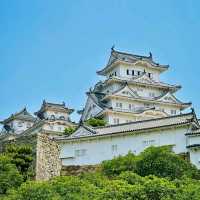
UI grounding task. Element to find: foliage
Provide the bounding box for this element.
[102,146,200,180]
[63,127,76,136]
[4,181,61,200]
[5,144,34,180]
[101,151,137,177]
[0,155,23,195]
[3,146,200,199]
[136,146,200,180]
[85,117,106,127]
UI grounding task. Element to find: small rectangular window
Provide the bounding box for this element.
[75,149,87,157]
[171,110,176,115]
[132,70,135,76]
[111,144,118,152]
[114,118,120,124]
[137,71,141,76]
[148,73,151,78]
[127,69,129,75]
[114,72,117,76]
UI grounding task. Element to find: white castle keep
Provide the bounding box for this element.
[1,48,200,171]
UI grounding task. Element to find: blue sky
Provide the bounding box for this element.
[0,0,200,123]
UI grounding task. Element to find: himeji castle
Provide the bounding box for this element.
[80,48,191,124]
[58,48,200,169]
[1,48,200,180]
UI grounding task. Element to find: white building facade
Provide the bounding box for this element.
[0,100,76,136]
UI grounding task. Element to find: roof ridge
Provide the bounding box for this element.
[93,112,194,130]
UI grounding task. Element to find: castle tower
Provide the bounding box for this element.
[80,48,191,125]
[34,100,76,132]
[0,108,35,134]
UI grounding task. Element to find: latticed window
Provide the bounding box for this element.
[75,149,87,157]
[111,144,118,153]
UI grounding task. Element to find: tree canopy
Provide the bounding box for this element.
[2,145,200,200]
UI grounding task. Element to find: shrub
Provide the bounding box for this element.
[0,155,23,195]
[136,146,200,180]
[63,127,76,136]
[101,151,137,177]
[85,117,106,127]
[5,144,34,180]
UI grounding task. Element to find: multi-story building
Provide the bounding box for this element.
[80,48,191,124]
[0,100,75,135]
[58,49,200,170]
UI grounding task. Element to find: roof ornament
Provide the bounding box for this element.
[43,99,46,105]
[190,107,200,127]
[111,45,115,51]
[149,52,153,59]
[62,101,66,106]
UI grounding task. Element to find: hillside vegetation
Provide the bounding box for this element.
[1,145,200,200]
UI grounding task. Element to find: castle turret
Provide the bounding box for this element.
[34,100,76,132]
[0,108,35,134]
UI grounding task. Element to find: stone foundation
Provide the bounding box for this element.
[61,165,99,176]
[36,133,62,180]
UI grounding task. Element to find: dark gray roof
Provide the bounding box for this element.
[1,108,36,124]
[35,100,74,118]
[55,112,199,141]
[97,48,169,75]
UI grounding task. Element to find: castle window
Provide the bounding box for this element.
[149,92,155,98]
[148,73,152,78]
[143,139,156,147]
[126,69,129,75]
[75,149,87,157]
[114,72,117,76]
[113,118,120,124]
[18,122,23,127]
[27,123,32,128]
[59,116,65,120]
[132,70,135,76]
[111,144,118,153]
[171,110,176,115]
[116,102,122,108]
[50,115,55,120]
[137,71,141,76]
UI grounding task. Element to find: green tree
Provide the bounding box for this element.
[4,181,61,200]
[0,155,23,195]
[136,146,200,180]
[101,151,137,177]
[86,117,106,127]
[63,127,76,136]
[5,144,33,180]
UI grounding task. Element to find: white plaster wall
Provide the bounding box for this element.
[110,98,180,116]
[60,127,188,166]
[43,123,66,132]
[187,135,200,146]
[189,150,200,169]
[117,64,160,82]
[11,120,34,134]
[44,111,69,121]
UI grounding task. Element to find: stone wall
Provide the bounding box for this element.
[61,165,99,176]
[35,133,62,180]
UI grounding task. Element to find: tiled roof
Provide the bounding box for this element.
[95,75,181,94]
[55,112,198,141]
[102,83,191,108]
[97,48,169,75]
[35,100,74,118]
[185,129,200,136]
[0,108,36,124]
